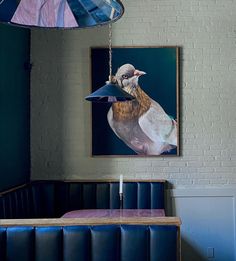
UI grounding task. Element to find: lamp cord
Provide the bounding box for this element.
[108,23,112,82]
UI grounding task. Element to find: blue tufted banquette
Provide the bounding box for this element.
[0,180,181,261]
[0,180,165,219]
[0,224,178,261]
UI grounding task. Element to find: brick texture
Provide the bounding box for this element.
[31,0,236,188]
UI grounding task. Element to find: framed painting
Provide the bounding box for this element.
[90,46,180,156]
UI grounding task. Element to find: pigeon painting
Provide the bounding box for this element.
[107,64,177,155]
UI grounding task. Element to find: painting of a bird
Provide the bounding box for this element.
[107,64,177,155]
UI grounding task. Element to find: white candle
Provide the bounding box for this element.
[119,175,123,194]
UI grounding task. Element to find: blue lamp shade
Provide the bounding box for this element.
[85,82,135,103]
[0,0,124,28]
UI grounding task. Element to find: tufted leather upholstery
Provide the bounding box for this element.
[0,181,165,219]
[0,224,177,261]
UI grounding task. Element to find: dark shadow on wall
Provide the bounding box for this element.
[30,29,66,180]
[0,24,30,192]
[181,237,207,261]
[31,27,113,180]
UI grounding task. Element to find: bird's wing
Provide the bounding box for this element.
[138,99,177,146]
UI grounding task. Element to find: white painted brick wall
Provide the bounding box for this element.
[31,0,236,188]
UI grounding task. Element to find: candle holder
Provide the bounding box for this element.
[119,193,123,209]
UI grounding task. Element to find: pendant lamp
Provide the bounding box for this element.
[0,0,124,29]
[85,24,135,103]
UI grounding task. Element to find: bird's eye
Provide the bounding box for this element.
[122,74,129,79]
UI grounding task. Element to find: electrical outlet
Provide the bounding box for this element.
[207,247,214,258]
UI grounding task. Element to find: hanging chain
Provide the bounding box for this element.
[108,23,112,82]
[0,0,5,5]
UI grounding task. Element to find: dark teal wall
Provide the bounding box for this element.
[0,24,30,192]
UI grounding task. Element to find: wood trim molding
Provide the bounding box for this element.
[0,183,29,196]
[0,216,181,227]
[32,179,167,183]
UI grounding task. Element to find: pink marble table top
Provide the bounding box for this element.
[61,209,165,218]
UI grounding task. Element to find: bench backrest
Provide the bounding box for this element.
[0,180,165,218]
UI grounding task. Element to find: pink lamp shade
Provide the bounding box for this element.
[0,0,124,28]
[11,0,78,28]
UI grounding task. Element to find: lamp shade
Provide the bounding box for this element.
[85,82,135,103]
[0,0,124,28]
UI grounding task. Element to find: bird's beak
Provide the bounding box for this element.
[134,69,146,77]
